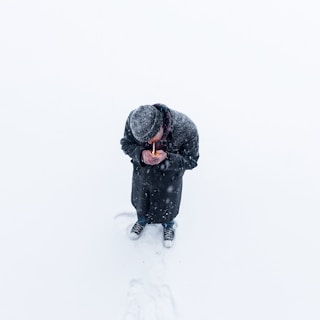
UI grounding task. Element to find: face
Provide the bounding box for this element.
[148,126,164,144]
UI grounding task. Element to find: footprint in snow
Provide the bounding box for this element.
[115,212,178,319]
[123,279,176,320]
[114,212,136,234]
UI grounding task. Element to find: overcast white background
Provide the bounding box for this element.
[0,1,319,319]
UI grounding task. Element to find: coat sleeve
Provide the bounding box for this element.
[164,131,199,171]
[120,114,145,164]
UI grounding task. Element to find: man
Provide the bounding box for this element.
[120,103,199,248]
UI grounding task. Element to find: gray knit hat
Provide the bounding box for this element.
[130,105,163,142]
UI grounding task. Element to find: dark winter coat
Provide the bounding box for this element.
[120,104,199,224]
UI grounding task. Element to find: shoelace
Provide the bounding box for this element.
[131,223,144,234]
[164,228,174,241]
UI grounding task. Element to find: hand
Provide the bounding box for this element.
[142,150,167,166]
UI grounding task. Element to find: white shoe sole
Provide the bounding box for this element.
[129,232,141,240]
[163,240,174,248]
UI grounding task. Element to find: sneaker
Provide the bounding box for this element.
[163,227,175,248]
[129,222,145,240]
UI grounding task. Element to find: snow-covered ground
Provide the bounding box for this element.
[1,1,320,319]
